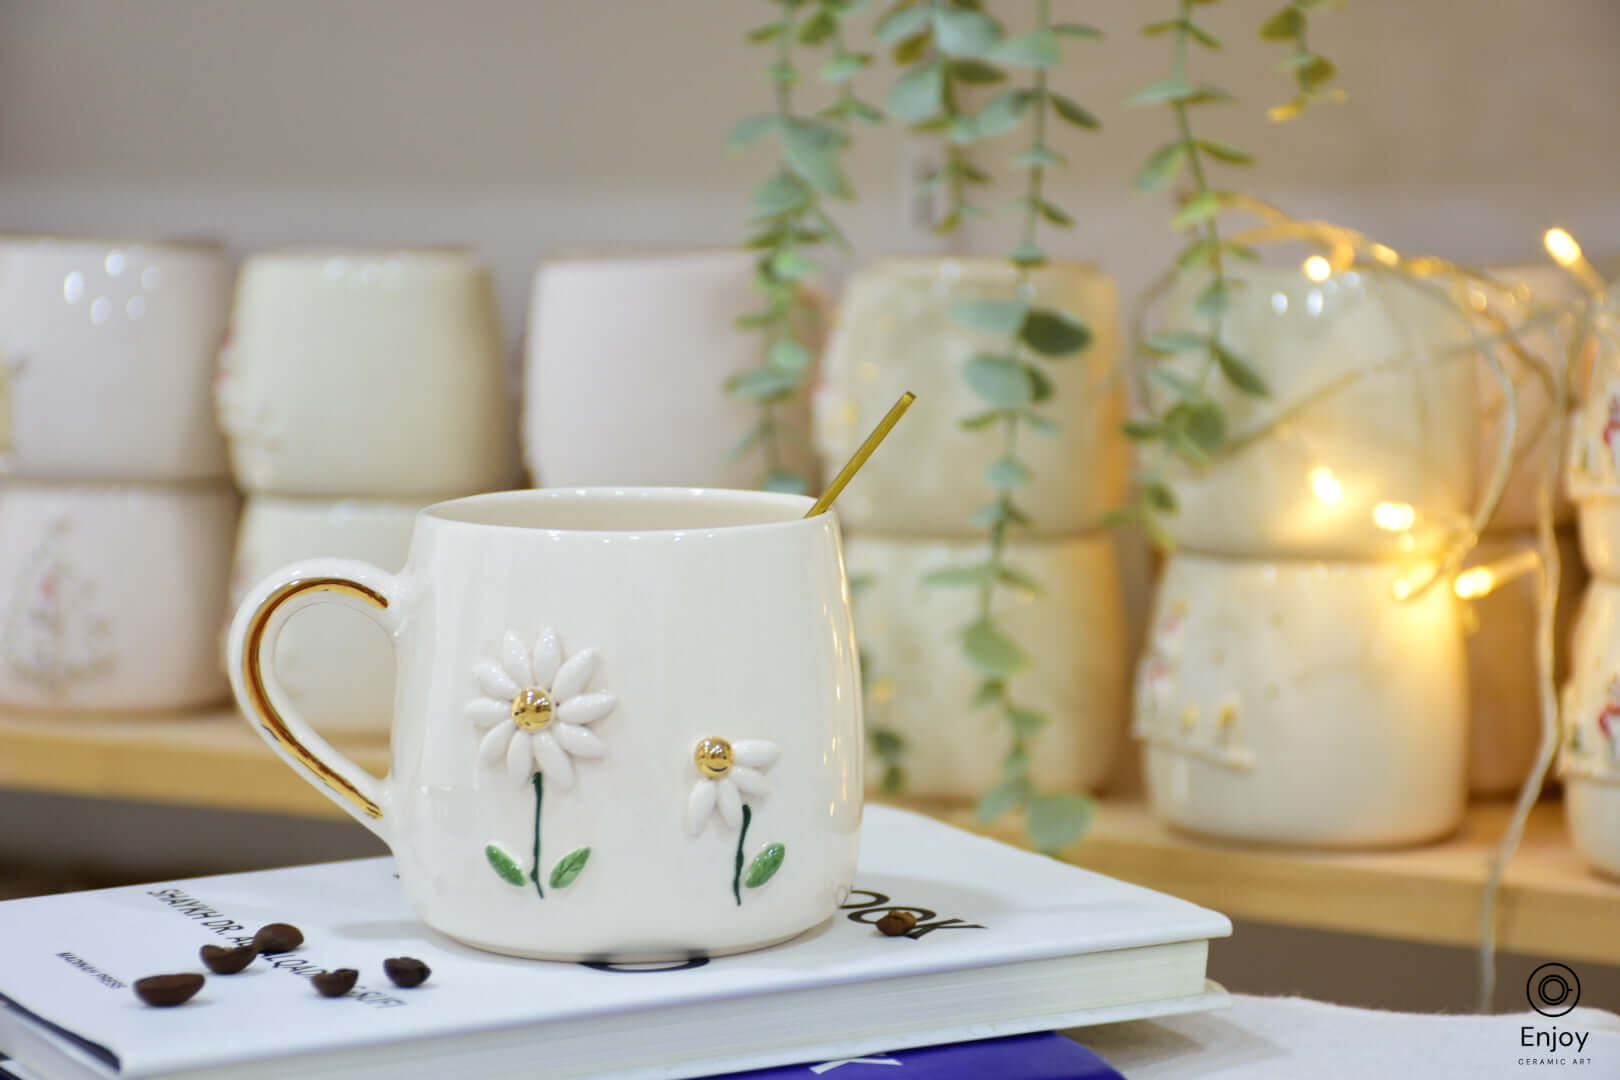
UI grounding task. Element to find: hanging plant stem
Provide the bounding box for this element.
[729,1,876,493]
[1261,0,1346,122]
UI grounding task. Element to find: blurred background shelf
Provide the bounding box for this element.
[1,707,1616,964]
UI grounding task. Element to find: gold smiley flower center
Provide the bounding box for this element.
[511,687,554,732]
[694,737,734,779]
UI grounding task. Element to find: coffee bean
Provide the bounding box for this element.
[199,944,257,975]
[311,969,358,998]
[875,910,917,937]
[134,973,204,1007]
[383,956,431,988]
[253,923,304,954]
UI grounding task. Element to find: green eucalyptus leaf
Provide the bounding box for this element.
[1182,86,1235,106]
[1300,55,1338,90]
[1145,480,1179,513]
[1177,237,1220,269]
[485,844,526,887]
[1007,704,1047,735]
[881,763,906,794]
[932,8,1001,56]
[1149,365,1201,399]
[974,88,1034,137]
[820,51,870,82]
[998,567,1044,596]
[986,29,1060,69]
[1026,364,1054,403]
[1260,7,1304,41]
[729,114,778,150]
[1144,330,1207,355]
[986,454,1032,492]
[746,23,783,43]
[959,408,1008,430]
[1013,144,1065,169]
[1170,190,1223,229]
[1142,19,1180,36]
[1052,22,1103,38]
[1036,199,1073,227]
[977,776,1030,824]
[962,619,1029,676]
[1176,399,1228,454]
[950,58,1006,83]
[727,419,768,461]
[726,367,800,401]
[1009,244,1047,268]
[1026,793,1094,853]
[744,843,786,888]
[892,31,930,65]
[1020,309,1092,356]
[888,60,946,125]
[1196,138,1253,164]
[947,114,980,145]
[972,678,1006,707]
[1127,77,1198,106]
[548,847,591,889]
[1133,141,1187,193]
[750,173,810,218]
[763,469,810,494]
[1195,278,1231,320]
[1214,343,1271,396]
[766,60,798,87]
[951,297,1028,334]
[1021,408,1060,436]
[1050,94,1099,129]
[1123,419,1164,441]
[963,352,1034,406]
[780,120,851,198]
[1185,21,1222,49]
[872,729,905,757]
[848,98,886,124]
[921,562,997,587]
[875,5,930,43]
[769,248,819,281]
[798,9,837,43]
[769,338,812,373]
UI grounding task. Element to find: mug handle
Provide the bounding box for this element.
[226,557,399,841]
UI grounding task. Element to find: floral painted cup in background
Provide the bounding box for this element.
[227,488,862,960]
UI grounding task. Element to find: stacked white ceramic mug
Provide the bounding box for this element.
[522,251,820,490]
[812,257,1130,800]
[1561,293,1620,878]
[218,250,518,738]
[0,235,238,711]
[1135,265,1484,848]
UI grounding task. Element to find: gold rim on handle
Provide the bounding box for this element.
[240,577,389,820]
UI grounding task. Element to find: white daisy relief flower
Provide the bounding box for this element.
[466,628,615,791]
[687,736,779,834]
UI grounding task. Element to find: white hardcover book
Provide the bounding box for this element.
[0,806,1230,1080]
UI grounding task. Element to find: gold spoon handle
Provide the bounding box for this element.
[805,391,916,518]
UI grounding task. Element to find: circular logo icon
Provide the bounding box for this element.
[1527,963,1581,1017]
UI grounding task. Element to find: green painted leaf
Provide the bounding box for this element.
[744,843,786,888]
[769,338,812,374]
[1026,793,1095,852]
[974,89,1034,137]
[1170,190,1223,230]
[875,5,930,44]
[1260,8,1304,41]
[985,455,1032,492]
[921,562,997,587]
[1196,139,1253,165]
[977,776,1029,823]
[1133,142,1187,193]
[951,298,1027,335]
[1020,309,1092,356]
[1050,95,1099,130]
[932,8,1000,56]
[961,619,1028,676]
[549,847,591,889]
[950,59,1005,84]
[986,29,1059,68]
[888,60,946,125]
[963,352,1034,407]
[485,844,525,887]
[1215,344,1270,396]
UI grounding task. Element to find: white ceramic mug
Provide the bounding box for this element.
[1138,552,1467,847]
[227,488,862,960]
[1560,577,1620,878]
[218,250,519,496]
[0,481,237,709]
[1145,265,1481,559]
[845,531,1125,798]
[229,495,444,738]
[814,257,1126,536]
[524,251,820,489]
[0,235,231,481]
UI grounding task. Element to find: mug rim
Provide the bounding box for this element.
[0,232,223,252]
[420,486,821,536]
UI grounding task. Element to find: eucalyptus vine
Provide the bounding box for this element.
[1260,0,1345,121]
[729,0,880,494]
[878,0,1101,852]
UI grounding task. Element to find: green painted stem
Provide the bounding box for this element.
[528,771,545,900]
[732,803,753,906]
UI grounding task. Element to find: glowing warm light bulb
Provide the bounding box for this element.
[1372,502,1415,531]
[1369,243,1399,266]
[1544,227,1583,268]
[1308,466,1343,505]
[1391,577,1414,601]
[1303,255,1333,282]
[1453,567,1495,600]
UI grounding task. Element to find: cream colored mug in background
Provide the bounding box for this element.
[227,488,863,960]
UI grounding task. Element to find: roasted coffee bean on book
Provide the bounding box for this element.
[199,944,257,974]
[383,956,431,988]
[253,922,304,954]
[311,969,359,997]
[875,910,917,936]
[134,973,205,1007]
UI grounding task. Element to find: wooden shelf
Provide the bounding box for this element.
[1,708,1617,964]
